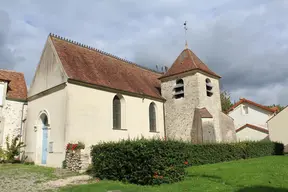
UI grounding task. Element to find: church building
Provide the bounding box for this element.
[24,34,236,167]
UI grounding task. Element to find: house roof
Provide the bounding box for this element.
[227,98,278,114]
[159,48,221,79]
[236,124,269,134]
[49,34,164,100]
[198,107,213,118]
[0,69,27,100]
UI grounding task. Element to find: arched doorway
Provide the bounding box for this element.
[40,113,49,165]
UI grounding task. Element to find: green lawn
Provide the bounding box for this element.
[60,156,288,192]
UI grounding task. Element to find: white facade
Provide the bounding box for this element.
[268,106,288,152]
[228,102,274,141]
[66,83,165,146]
[25,83,165,167]
[24,85,67,167]
[236,126,268,141]
[0,81,27,147]
[24,37,165,167]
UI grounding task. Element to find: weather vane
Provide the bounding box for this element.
[184,21,188,49]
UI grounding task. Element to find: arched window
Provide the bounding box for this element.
[174,79,184,99]
[113,95,121,129]
[149,102,157,132]
[206,78,213,97]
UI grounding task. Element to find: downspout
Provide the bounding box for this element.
[19,101,27,162]
[19,101,28,142]
[162,101,167,139]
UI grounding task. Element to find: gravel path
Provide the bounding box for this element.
[0,164,92,192]
[43,175,93,190]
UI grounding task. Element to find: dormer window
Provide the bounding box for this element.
[174,79,184,99]
[206,78,213,97]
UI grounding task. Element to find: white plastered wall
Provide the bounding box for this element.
[65,83,165,155]
[24,87,67,167]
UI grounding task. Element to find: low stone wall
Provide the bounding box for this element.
[65,150,90,172]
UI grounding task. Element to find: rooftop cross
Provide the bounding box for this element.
[184,21,188,49]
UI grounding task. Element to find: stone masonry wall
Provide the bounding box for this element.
[161,74,199,141]
[161,72,224,143]
[202,118,216,143]
[0,99,27,147]
[65,150,90,173]
[196,72,222,142]
[219,111,237,142]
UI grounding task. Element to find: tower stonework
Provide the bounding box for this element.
[159,48,236,143]
[161,74,199,141]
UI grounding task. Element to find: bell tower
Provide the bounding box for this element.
[159,34,223,142]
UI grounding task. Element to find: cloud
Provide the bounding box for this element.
[1,0,288,106]
[0,10,18,69]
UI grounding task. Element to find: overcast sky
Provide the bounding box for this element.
[1,0,288,106]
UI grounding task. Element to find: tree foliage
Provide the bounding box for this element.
[266,104,286,113]
[221,90,234,113]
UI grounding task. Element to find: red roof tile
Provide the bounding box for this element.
[50,35,163,100]
[236,124,269,134]
[199,107,213,118]
[0,69,27,100]
[227,98,278,113]
[159,48,220,79]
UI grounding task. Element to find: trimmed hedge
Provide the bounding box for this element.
[91,139,284,185]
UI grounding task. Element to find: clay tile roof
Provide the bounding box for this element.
[227,98,278,113]
[50,34,163,100]
[0,69,27,100]
[236,124,269,134]
[159,48,220,79]
[199,107,213,118]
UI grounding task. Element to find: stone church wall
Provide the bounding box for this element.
[161,71,225,143]
[196,72,222,142]
[0,99,27,147]
[219,112,237,142]
[161,74,199,141]
[202,118,217,143]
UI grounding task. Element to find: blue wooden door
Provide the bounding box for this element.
[41,126,48,164]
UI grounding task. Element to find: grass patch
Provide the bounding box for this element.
[59,156,288,192]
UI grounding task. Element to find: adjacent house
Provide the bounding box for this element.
[24,34,236,167]
[0,69,27,147]
[227,98,278,141]
[267,106,288,152]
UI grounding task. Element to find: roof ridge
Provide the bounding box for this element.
[228,97,277,113]
[187,49,198,68]
[49,33,163,75]
[0,69,25,75]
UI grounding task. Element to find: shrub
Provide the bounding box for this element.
[1,135,26,163]
[91,138,188,185]
[185,141,284,166]
[90,138,284,185]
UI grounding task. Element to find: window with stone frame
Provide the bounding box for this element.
[206,78,213,97]
[113,95,121,129]
[149,102,157,132]
[174,79,184,99]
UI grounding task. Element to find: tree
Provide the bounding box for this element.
[266,104,286,113]
[221,90,234,113]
